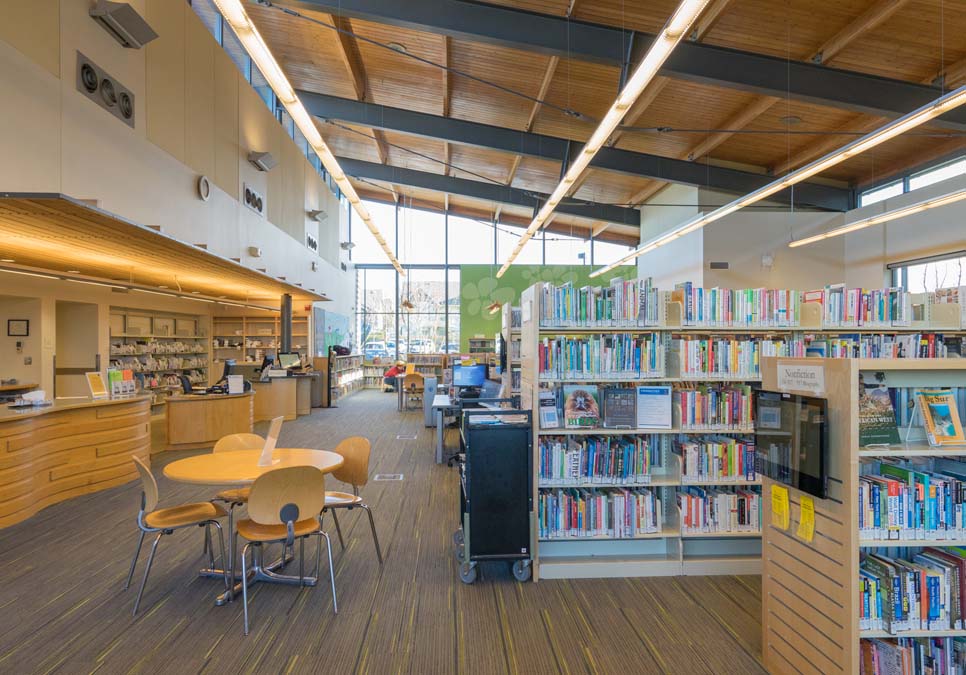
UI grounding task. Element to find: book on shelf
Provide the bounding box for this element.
[539,277,662,327]
[537,333,665,380]
[674,382,754,430]
[861,636,966,675]
[636,385,672,429]
[809,284,911,328]
[672,282,801,327]
[601,387,636,428]
[677,437,756,483]
[859,378,902,446]
[563,385,600,429]
[673,336,804,379]
[859,458,966,540]
[860,548,966,633]
[537,487,663,539]
[538,435,659,486]
[539,390,560,429]
[676,486,760,534]
[918,390,966,446]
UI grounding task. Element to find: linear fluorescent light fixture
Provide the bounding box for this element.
[590,83,966,278]
[495,0,712,278]
[789,187,966,248]
[211,0,404,275]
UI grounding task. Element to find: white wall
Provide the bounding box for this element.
[0,297,42,386]
[637,184,704,287]
[0,0,353,302]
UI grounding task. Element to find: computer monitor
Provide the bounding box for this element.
[218,359,235,383]
[259,355,274,372]
[179,375,193,395]
[277,352,301,370]
[453,364,486,387]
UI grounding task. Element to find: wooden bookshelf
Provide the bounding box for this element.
[759,357,966,675]
[109,308,209,407]
[316,354,364,405]
[520,283,765,581]
[211,315,309,368]
[363,363,385,389]
[405,353,448,379]
[501,304,522,400]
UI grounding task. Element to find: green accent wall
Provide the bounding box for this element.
[459,264,637,350]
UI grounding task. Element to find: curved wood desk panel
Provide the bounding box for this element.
[0,397,151,528]
[165,392,254,451]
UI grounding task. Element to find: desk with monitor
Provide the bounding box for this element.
[251,352,315,421]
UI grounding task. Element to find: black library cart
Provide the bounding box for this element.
[455,407,533,583]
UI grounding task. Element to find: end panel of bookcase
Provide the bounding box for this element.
[759,357,858,675]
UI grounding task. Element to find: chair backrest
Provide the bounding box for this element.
[247,466,326,526]
[407,372,425,390]
[332,436,372,488]
[213,433,265,453]
[132,456,159,513]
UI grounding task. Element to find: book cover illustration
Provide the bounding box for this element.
[917,389,966,446]
[858,376,900,446]
[539,390,560,429]
[563,385,600,429]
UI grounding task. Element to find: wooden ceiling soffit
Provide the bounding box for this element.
[0,194,324,302]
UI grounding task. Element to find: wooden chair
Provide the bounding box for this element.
[211,432,265,505]
[323,437,383,564]
[404,372,425,409]
[126,457,228,615]
[236,466,336,635]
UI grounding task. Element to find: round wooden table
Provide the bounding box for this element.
[163,448,344,605]
[163,448,344,485]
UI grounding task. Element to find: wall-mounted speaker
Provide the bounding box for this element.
[243,183,266,217]
[76,52,135,128]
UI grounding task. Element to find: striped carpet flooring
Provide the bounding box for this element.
[0,390,766,674]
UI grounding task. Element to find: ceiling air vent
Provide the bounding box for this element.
[90,1,158,49]
[709,261,730,270]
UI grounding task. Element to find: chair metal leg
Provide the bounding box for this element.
[331,509,345,549]
[361,504,384,565]
[241,542,252,635]
[133,532,164,616]
[211,521,229,590]
[203,524,210,557]
[204,524,215,570]
[319,531,337,614]
[298,537,305,586]
[125,530,146,590]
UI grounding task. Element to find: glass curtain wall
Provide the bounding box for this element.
[354,200,635,358]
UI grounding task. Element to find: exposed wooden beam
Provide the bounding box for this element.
[592,222,611,237]
[940,55,966,89]
[684,0,911,164]
[812,0,911,65]
[443,140,451,177]
[504,155,522,188]
[690,0,733,41]
[608,77,669,147]
[331,16,366,100]
[526,56,559,133]
[629,182,666,207]
[442,36,451,118]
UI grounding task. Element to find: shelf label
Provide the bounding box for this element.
[777,362,825,396]
[797,496,815,543]
[771,484,790,530]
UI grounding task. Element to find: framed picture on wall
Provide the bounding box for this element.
[7,320,28,337]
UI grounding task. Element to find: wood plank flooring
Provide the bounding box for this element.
[0,390,766,674]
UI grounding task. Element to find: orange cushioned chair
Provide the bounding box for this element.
[126,457,228,615]
[236,466,337,635]
[323,436,383,564]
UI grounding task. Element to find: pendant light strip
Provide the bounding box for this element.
[788,187,966,248]
[590,84,966,277]
[495,0,713,278]
[212,0,404,275]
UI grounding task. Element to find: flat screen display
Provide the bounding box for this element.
[277,352,301,369]
[755,390,829,499]
[453,364,486,387]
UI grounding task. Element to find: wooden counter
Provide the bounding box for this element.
[252,379,297,422]
[165,392,254,451]
[0,396,152,528]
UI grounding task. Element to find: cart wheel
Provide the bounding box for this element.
[453,529,464,546]
[512,560,531,582]
[458,562,477,584]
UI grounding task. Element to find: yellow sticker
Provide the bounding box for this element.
[797,495,815,543]
[771,484,790,530]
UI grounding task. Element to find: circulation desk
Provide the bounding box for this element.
[0,396,151,528]
[165,391,254,450]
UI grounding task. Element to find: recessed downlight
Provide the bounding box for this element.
[67,270,81,274]
[0,259,14,263]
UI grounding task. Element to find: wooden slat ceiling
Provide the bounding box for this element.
[255,0,966,246]
[0,196,323,302]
